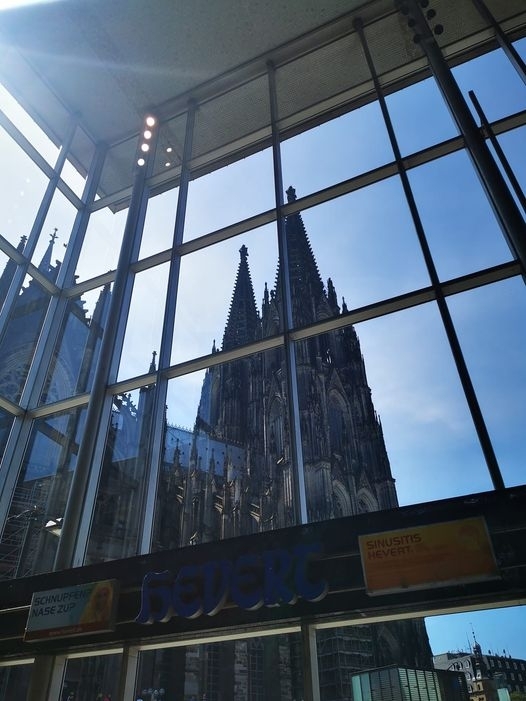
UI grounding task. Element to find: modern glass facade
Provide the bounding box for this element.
[0,1,525,700]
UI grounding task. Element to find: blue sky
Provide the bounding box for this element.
[0,36,525,662]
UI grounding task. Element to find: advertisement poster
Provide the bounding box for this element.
[25,579,119,641]
[359,517,499,595]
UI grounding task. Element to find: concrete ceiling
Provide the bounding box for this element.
[0,0,525,200]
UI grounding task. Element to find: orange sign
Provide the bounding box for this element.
[359,517,499,595]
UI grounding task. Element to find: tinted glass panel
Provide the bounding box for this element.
[139,187,179,259]
[40,284,112,405]
[154,347,292,551]
[0,123,49,247]
[0,407,86,579]
[0,275,52,404]
[281,102,394,198]
[75,205,128,282]
[0,82,59,165]
[408,150,512,280]
[184,147,274,241]
[386,76,458,156]
[118,263,169,382]
[30,189,77,271]
[285,179,429,323]
[172,223,279,365]
[446,277,526,488]
[60,654,121,701]
[86,388,155,563]
[136,633,303,701]
[453,48,526,124]
[307,302,493,511]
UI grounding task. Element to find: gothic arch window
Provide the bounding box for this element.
[333,480,352,518]
[375,626,401,666]
[268,396,284,460]
[328,391,348,456]
[357,488,378,514]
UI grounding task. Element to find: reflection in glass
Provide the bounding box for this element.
[118,263,169,382]
[287,181,429,315]
[136,634,303,701]
[155,345,291,551]
[0,124,49,247]
[172,223,279,365]
[40,284,112,405]
[0,407,86,579]
[281,101,394,198]
[0,408,14,463]
[60,653,121,701]
[0,272,53,404]
[446,277,526,489]
[385,76,458,156]
[184,147,274,241]
[318,620,432,701]
[86,387,156,563]
[75,205,128,282]
[0,664,31,699]
[408,150,513,280]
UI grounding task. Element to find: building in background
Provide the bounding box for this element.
[0,0,525,699]
[434,637,526,700]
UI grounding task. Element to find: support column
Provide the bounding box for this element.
[53,114,159,570]
[402,0,526,271]
[267,60,309,526]
[301,623,321,701]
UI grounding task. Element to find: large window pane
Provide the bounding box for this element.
[0,123,49,247]
[60,653,121,701]
[75,205,128,282]
[0,82,59,165]
[453,48,526,124]
[0,274,52,404]
[172,224,279,365]
[86,388,156,564]
[154,346,292,551]
[386,76,458,156]
[447,277,526,488]
[0,407,86,579]
[139,187,179,260]
[30,188,78,271]
[40,284,112,405]
[303,302,493,513]
[286,179,429,323]
[184,147,274,241]
[408,150,513,281]
[281,102,394,198]
[136,633,303,701]
[118,262,169,382]
[0,664,31,699]
[317,619,431,701]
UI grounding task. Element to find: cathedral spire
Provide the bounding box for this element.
[275,186,325,325]
[221,245,260,351]
[39,228,59,279]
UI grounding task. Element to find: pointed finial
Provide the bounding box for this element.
[50,228,58,244]
[239,244,248,261]
[212,339,217,353]
[286,186,296,203]
[149,350,157,373]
